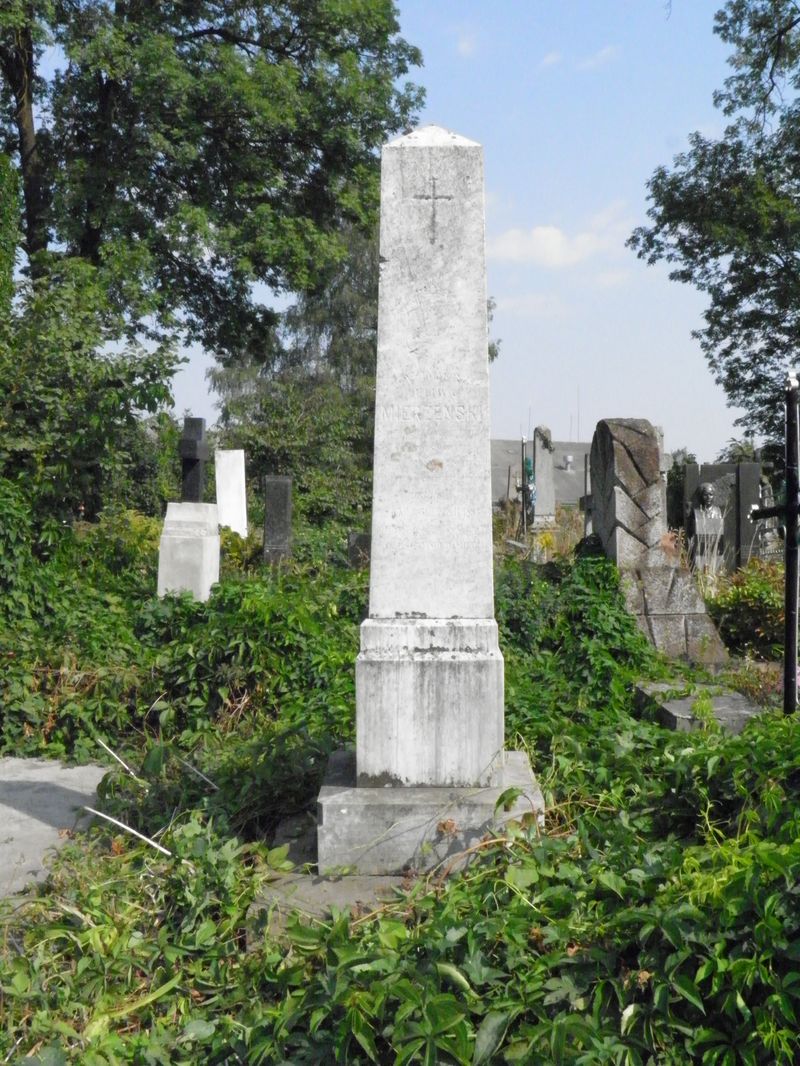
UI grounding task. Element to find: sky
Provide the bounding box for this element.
[173,0,744,462]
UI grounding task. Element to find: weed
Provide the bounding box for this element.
[1,503,799,1063]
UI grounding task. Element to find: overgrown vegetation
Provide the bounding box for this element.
[705,558,784,660]
[1,491,798,1065]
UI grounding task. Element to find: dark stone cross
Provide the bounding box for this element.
[413,175,453,244]
[179,417,209,503]
[750,373,799,714]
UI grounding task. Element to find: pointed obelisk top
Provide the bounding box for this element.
[385,124,480,150]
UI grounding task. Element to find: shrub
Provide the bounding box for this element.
[705,559,783,659]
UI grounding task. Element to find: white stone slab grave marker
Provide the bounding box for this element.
[215,449,248,538]
[532,426,556,528]
[317,126,541,875]
[157,502,220,602]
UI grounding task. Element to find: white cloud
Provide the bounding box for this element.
[487,200,632,269]
[592,269,631,289]
[496,293,567,319]
[456,31,477,57]
[540,50,562,68]
[489,225,601,267]
[578,44,619,70]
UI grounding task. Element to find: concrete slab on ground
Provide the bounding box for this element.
[0,758,107,897]
[249,870,409,942]
[635,682,763,734]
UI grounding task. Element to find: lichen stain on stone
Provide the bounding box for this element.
[357,771,406,788]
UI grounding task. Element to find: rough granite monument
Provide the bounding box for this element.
[589,418,727,665]
[317,125,540,875]
[215,449,248,538]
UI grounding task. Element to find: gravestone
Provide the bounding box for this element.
[347,531,371,568]
[263,476,292,563]
[179,417,209,503]
[590,418,727,665]
[215,449,248,537]
[532,425,556,527]
[684,462,761,570]
[317,125,540,875]
[157,501,220,601]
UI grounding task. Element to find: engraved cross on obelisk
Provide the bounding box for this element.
[413,174,454,244]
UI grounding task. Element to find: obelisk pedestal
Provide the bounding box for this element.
[317,126,541,875]
[157,502,220,602]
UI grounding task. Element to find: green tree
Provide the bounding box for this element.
[0,152,16,311]
[0,259,175,523]
[221,373,374,528]
[716,434,758,462]
[0,1,423,366]
[212,221,378,526]
[629,0,800,441]
[666,446,697,530]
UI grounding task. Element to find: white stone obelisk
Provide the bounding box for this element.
[317,126,540,875]
[356,125,503,788]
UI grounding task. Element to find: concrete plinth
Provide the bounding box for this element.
[317,749,542,875]
[157,502,220,602]
[356,619,504,787]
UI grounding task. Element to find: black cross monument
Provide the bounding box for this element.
[179,417,209,503]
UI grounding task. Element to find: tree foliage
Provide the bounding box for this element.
[0,152,16,310]
[210,220,378,527]
[629,0,800,441]
[0,258,176,522]
[0,1,423,364]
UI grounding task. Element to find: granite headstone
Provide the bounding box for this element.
[532,425,556,527]
[157,501,220,602]
[263,476,292,563]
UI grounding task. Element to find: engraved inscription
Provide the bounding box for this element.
[380,403,481,423]
[399,370,468,387]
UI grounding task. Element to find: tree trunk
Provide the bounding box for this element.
[0,24,49,273]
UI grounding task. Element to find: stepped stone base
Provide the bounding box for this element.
[356,619,504,787]
[622,568,728,666]
[317,749,542,875]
